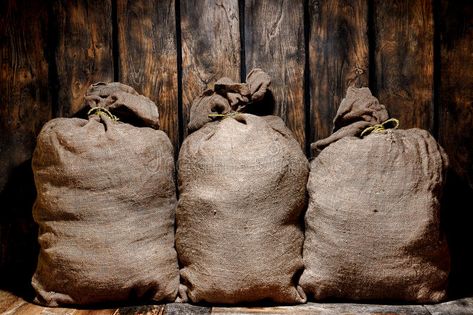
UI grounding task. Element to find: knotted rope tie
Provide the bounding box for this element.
[360,118,400,138]
[87,107,119,122]
[208,112,241,119]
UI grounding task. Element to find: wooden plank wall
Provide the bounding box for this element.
[117,0,180,152]
[438,0,473,297]
[180,0,241,140]
[245,0,306,146]
[0,0,472,297]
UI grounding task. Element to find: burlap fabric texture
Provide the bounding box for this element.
[176,69,309,304]
[32,82,179,306]
[300,87,450,302]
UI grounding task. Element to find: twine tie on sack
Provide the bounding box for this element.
[360,118,399,138]
[87,107,119,122]
[208,112,241,119]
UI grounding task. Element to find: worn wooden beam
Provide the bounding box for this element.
[2,290,473,315]
[180,0,240,138]
[117,0,180,152]
[307,0,369,150]
[116,305,165,315]
[424,297,473,315]
[8,303,75,315]
[212,302,430,314]
[373,0,434,131]
[0,0,50,291]
[52,0,114,116]
[73,310,117,315]
[0,0,50,198]
[244,0,306,148]
[166,303,211,314]
[438,0,473,205]
[0,290,26,314]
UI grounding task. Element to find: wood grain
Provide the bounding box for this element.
[11,303,75,315]
[0,290,25,314]
[2,290,473,315]
[0,0,50,291]
[180,0,240,137]
[165,303,211,314]
[373,0,434,131]
[0,0,50,196]
[116,305,165,315]
[52,0,114,116]
[212,303,430,314]
[73,310,117,315]
[424,297,473,315]
[308,0,369,148]
[244,0,306,148]
[438,0,473,297]
[439,0,473,202]
[117,0,179,152]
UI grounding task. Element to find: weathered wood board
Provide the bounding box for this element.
[51,0,114,116]
[0,0,51,293]
[117,0,180,152]
[2,290,473,315]
[307,0,369,151]
[245,0,306,148]
[438,0,473,298]
[180,0,240,138]
[373,0,434,131]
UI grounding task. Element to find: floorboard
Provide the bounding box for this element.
[1,290,472,314]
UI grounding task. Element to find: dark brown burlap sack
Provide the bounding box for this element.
[176,69,308,304]
[31,82,179,306]
[300,87,450,302]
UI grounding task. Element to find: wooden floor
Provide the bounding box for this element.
[1,290,473,315]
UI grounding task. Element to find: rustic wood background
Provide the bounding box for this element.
[1,0,472,298]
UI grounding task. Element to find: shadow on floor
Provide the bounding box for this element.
[443,170,473,298]
[0,159,38,302]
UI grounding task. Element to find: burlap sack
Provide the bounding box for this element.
[31,82,179,306]
[300,87,450,302]
[176,69,308,304]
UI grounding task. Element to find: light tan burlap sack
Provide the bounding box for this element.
[300,87,450,302]
[176,69,308,304]
[32,82,179,306]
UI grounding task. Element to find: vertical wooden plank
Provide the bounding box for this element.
[438,0,473,297]
[117,0,180,151]
[308,0,369,147]
[180,0,240,137]
[52,0,114,116]
[245,0,305,148]
[0,0,50,197]
[373,0,434,131]
[245,0,306,148]
[0,0,50,291]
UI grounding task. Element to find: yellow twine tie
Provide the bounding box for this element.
[87,107,119,122]
[208,112,240,119]
[360,118,400,138]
